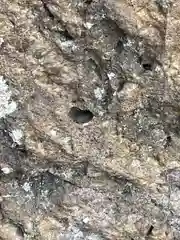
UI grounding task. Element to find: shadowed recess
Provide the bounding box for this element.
[68,107,94,124]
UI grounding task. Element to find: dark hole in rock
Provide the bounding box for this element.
[154,153,165,167]
[59,29,74,41]
[68,107,94,124]
[139,55,154,71]
[116,39,124,53]
[0,169,3,180]
[17,145,29,157]
[84,0,93,5]
[14,168,24,182]
[117,80,126,92]
[165,135,172,148]
[142,63,153,71]
[146,225,154,236]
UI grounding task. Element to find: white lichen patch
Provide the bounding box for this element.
[60,40,74,48]
[123,38,135,48]
[49,128,73,154]
[107,72,116,80]
[10,129,23,144]
[63,226,84,240]
[54,37,77,53]
[94,87,105,100]
[1,167,13,174]
[22,182,31,192]
[83,217,89,224]
[0,76,17,118]
[0,38,4,47]
[84,22,94,29]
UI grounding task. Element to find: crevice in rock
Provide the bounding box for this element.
[41,0,55,20]
[145,225,154,237]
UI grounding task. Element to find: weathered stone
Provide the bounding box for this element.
[0,0,180,239]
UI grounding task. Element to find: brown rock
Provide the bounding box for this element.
[0,0,180,239]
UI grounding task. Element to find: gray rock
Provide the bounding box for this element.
[0,0,180,239]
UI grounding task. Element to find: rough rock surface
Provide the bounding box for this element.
[0,0,180,239]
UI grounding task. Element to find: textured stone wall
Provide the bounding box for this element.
[0,0,180,239]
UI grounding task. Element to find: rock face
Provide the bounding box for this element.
[1,0,180,239]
